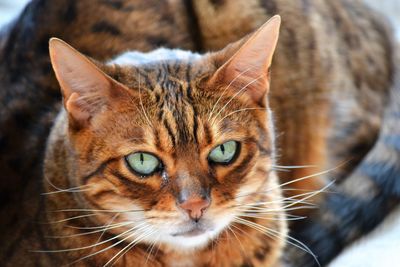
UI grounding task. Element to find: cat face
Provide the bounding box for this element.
[49,16,280,250]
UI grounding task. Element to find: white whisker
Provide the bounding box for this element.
[46,221,134,239]
[211,73,267,126]
[62,224,150,266]
[50,208,146,213]
[234,217,320,267]
[35,222,147,253]
[105,228,156,267]
[208,66,254,121]
[215,107,266,125]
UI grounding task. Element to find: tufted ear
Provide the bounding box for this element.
[49,38,128,129]
[211,15,281,106]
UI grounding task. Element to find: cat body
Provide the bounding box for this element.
[0,0,399,266]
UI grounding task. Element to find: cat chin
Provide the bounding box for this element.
[143,212,235,252]
[159,230,218,251]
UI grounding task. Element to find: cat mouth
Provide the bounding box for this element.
[171,224,211,237]
[172,228,206,237]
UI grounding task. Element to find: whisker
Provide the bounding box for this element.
[66,221,136,230]
[35,222,147,253]
[44,213,98,224]
[281,187,336,193]
[144,231,160,266]
[215,107,266,126]
[211,73,267,126]
[272,164,317,169]
[105,228,156,267]
[266,226,321,267]
[45,208,147,224]
[42,167,94,195]
[208,66,254,122]
[236,213,306,221]
[235,165,340,200]
[236,183,333,217]
[46,221,134,239]
[64,225,150,266]
[236,204,316,214]
[227,225,247,259]
[234,190,320,207]
[279,182,334,210]
[234,217,320,266]
[49,208,147,213]
[88,213,120,256]
[236,193,317,206]
[42,186,92,195]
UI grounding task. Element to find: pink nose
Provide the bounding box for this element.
[179,197,210,221]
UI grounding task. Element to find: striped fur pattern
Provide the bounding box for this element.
[4,18,289,266]
[0,0,399,266]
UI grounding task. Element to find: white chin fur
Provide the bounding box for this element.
[142,213,235,251]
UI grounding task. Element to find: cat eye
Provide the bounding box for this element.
[125,152,162,176]
[208,141,238,164]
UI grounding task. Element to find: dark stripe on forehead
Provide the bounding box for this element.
[203,123,213,144]
[163,119,176,147]
[186,84,194,101]
[156,69,163,83]
[137,70,153,90]
[173,59,182,74]
[153,128,164,152]
[192,109,199,145]
[185,60,192,82]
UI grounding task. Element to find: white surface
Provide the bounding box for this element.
[0,0,28,26]
[329,206,400,267]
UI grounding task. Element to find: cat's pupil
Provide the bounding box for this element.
[220,144,225,154]
[140,153,144,165]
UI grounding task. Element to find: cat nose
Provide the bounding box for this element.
[179,196,210,222]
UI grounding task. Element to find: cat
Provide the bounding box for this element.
[18,16,285,266]
[0,0,399,266]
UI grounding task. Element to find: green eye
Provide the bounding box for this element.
[209,141,238,164]
[126,152,161,176]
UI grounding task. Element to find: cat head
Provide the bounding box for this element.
[48,16,281,250]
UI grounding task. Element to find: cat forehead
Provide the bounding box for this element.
[109,48,202,66]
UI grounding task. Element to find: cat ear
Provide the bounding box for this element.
[211,15,281,106]
[49,38,126,129]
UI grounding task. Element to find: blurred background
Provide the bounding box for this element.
[0,0,399,266]
[1,0,400,40]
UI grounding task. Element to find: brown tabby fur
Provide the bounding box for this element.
[0,0,399,266]
[41,19,286,266]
